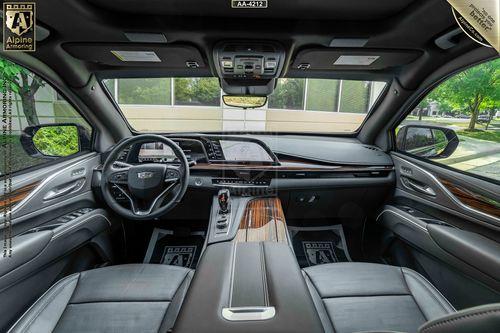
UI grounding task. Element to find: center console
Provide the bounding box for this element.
[174,241,323,332]
[174,194,324,332]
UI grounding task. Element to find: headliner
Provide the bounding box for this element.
[0,0,491,91]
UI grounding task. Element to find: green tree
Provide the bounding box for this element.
[193,78,220,105]
[268,78,305,109]
[173,78,190,103]
[174,78,220,106]
[481,96,499,130]
[0,58,44,126]
[118,78,171,104]
[32,126,79,157]
[339,80,370,114]
[431,59,499,130]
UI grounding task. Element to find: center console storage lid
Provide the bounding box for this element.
[174,241,323,332]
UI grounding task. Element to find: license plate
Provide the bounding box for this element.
[231,0,268,9]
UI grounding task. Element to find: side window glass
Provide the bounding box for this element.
[0,57,92,175]
[396,58,499,182]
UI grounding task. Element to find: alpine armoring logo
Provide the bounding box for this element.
[3,2,36,51]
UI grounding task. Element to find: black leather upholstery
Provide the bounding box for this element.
[8,264,193,333]
[418,303,500,333]
[303,262,455,333]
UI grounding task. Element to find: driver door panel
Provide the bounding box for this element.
[0,153,120,330]
[0,153,119,330]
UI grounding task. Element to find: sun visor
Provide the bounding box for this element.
[291,48,422,71]
[62,43,206,68]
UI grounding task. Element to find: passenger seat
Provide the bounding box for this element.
[303,262,455,333]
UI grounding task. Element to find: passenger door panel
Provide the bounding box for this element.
[379,152,500,309]
[392,153,500,228]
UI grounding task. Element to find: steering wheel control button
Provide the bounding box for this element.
[166,170,179,179]
[110,172,128,184]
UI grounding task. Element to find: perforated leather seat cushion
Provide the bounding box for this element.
[8,264,193,333]
[303,262,455,333]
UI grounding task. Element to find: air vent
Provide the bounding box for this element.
[117,147,131,161]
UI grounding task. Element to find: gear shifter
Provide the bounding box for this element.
[218,189,230,214]
[215,189,231,232]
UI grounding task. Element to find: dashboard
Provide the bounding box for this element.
[101,134,396,223]
[109,134,394,193]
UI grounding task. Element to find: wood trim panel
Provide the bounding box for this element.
[234,197,288,243]
[0,181,41,210]
[439,178,500,218]
[192,162,393,172]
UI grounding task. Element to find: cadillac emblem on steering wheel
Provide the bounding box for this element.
[137,171,154,179]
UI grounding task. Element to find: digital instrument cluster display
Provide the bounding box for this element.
[138,142,175,162]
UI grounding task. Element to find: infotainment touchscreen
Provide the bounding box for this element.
[219,140,273,162]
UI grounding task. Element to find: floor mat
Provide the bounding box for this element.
[288,225,352,268]
[143,228,205,268]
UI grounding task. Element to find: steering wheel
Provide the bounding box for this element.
[101,134,189,220]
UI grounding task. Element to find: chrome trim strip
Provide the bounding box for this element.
[392,155,500,223]
[228,242,237,307]
[115,181,177,216]
[213,183,269,189]
[376,208,428,233]
[1,153,98,216]
[53,213,111,240]
[222,306,276,321]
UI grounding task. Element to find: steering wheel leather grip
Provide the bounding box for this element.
[100,134,189,220]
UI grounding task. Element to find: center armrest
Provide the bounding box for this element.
[173,241,323,332]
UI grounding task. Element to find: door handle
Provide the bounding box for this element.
[401,176,436,196]
[43,178,86,201]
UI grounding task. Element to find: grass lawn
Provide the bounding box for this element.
[457,129,500,143]
[405,116,500,130]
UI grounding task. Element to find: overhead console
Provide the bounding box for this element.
[213,41,286,95]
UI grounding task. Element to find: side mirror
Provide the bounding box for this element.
[396,124,459,159]
[20,124,91,158]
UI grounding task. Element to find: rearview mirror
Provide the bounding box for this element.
[20,124,92,158]
[222,95,267,109]
[396,125,459,159]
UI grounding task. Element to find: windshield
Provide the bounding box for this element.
[103,78,386,133]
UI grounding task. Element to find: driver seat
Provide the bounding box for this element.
[8,264,193,333]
